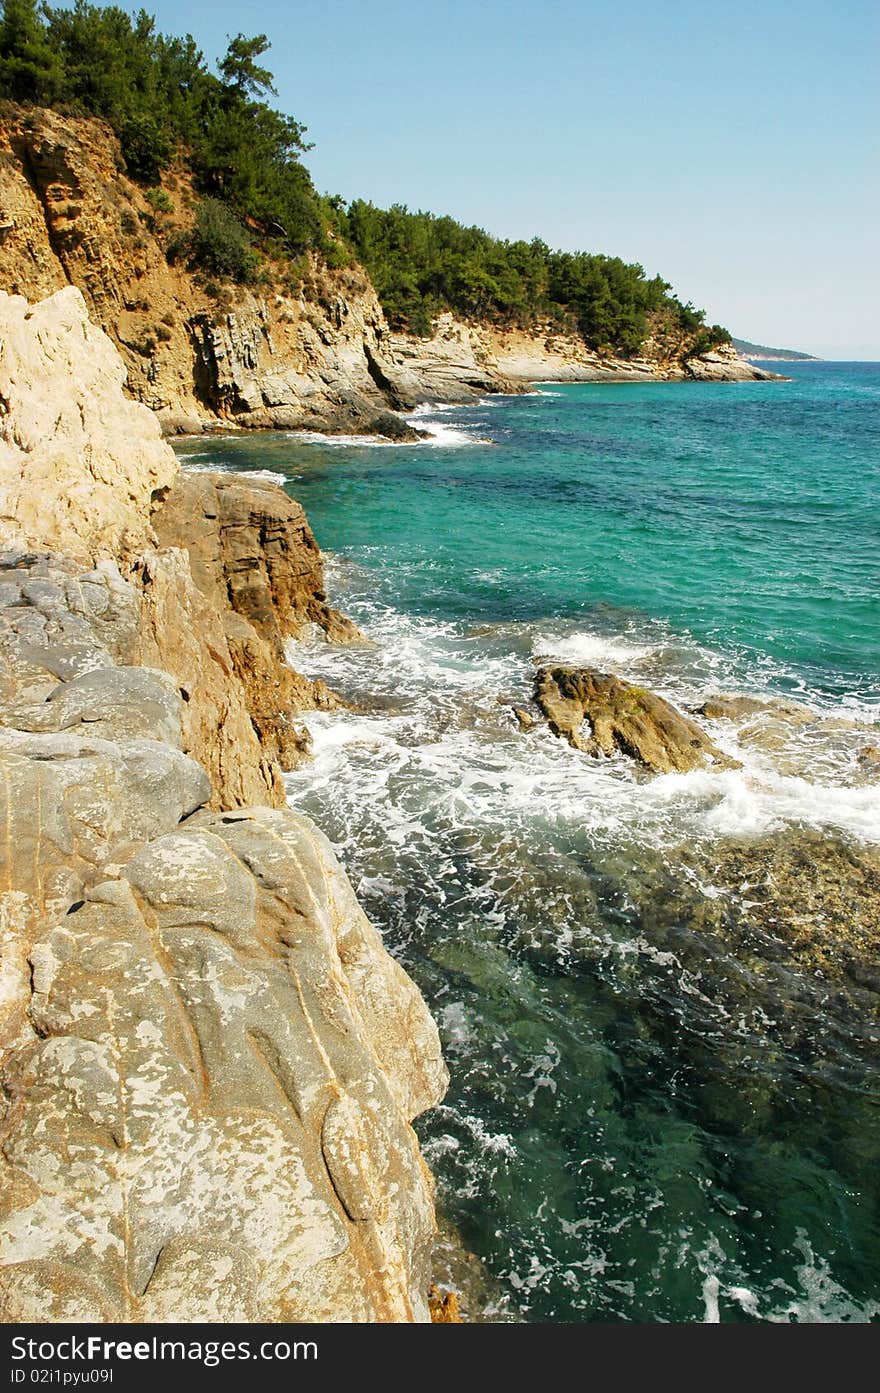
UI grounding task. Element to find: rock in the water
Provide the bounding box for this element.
[857,744,880,780]
[535,666,737,773]
[695,694,813,723]
[511,705,537,731]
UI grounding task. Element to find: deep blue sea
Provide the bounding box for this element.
[176,361,880,1322]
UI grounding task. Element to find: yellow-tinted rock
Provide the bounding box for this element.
[0,287,176,563]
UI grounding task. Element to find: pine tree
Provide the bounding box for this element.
[0,0,63,102]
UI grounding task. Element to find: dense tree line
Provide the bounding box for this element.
[0,0,729,353]
[341,201,728,351]
[0,0,331,259]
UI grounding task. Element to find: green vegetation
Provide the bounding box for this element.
[341,202,730,351]
[0,0,332,253]
[178,197,257,283]
[0,0,730,356]
[732,338,818,361]
[143,185,171,212]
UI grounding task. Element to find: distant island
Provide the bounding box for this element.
[733,338,820,362]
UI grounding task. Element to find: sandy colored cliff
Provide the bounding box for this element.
[0,285,448,1322]
[0,106,772,443]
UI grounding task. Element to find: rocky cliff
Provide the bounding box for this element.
[0,107,772,440]
[483,322,778,384]
[0,285,448,1322]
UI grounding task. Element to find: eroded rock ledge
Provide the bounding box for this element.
[0,287,448,1321]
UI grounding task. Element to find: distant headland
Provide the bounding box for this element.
[733,337,821,362]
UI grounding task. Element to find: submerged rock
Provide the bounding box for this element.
[511,705,538,731]
[695,694,813,723]
[858,744,880,779]
[534,666,737,774]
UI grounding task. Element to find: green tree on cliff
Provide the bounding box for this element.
[0,0,63,102]
[217,32,276,98]
[0,2,728,351]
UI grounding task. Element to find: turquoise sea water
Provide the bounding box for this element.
[177,362,880,1322]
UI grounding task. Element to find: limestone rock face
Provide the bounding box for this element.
[0,287,447,1323]
[485,322,777,385]
[0,284,366,808]
[535,666,738,774]
[151,471,361,646]
[0,550,448,1322]
[380,313,519,404]
[151,472,361,773]
[684,341,778,381]
[0,108,428,434]
[0,287,177,562]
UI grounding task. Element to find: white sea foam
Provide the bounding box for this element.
[415,420,489,447]
[240,469,289,483]
[181,463,288,484]
[287,590,880,850]
[288,429,402,447]
[696,1232,880,1323]
[286,410,489,449]
[407,402,462,416]
[531,629,656,669]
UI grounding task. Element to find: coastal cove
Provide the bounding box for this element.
[177,361,880,1322]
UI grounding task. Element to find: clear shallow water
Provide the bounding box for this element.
[176,363,880,1322]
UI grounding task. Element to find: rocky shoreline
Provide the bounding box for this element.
[0,107,778,445]
[0,285,450,1322]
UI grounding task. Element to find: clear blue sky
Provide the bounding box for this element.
[145,0,879,357]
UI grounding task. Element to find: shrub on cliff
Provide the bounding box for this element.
[168,198,258,284]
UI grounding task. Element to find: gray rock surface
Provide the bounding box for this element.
[0,551,448,1322]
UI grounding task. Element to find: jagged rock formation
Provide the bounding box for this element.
[0,107,774,440]
[151,471,360,645]
[534,667,738,773]
[151,471,362,772]
[0,288,448,1322]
